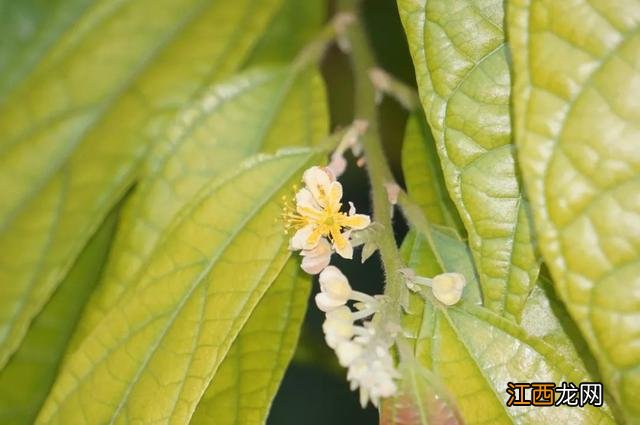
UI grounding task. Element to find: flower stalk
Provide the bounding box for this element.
[337,0,405,325]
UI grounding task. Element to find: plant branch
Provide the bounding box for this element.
[338,0,405,324]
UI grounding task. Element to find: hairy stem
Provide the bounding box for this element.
[338,0,404,324]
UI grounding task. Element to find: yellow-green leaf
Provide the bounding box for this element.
[0,210,117,425]
[190,257,311,425]
[397,0,539,319]
[400,233,614,425]
[243,0,326,66]
[508,0,640,420]
[402,113,464,234]
[37,149,322,424]
[0,0,295,369]
[68,64,328,353]
[380,347,464,425]
[0,0,93,98]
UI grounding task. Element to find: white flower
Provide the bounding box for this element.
[284,166,370,259]
[431,272,466,306]
[314,266,379,314]
[335,340,363,367]
[322,306,355,348]
[315,266,352,312]
[300,239,332,275]
[346,342,398,407]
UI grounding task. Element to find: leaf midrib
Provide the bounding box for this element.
[106,153,311,424]
[41,151,314,423]
[93,66,303,331]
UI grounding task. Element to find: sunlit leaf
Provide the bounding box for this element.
[243,0,326,66]
[508,0,640,420]
[400,233,614,424]
[0,0,298,368]
[402,113,464,234]
[37,149,323,424]
[397,0,539,319]
[0,210,117,425]
[68,64,328,352]
[191,257,311,425]
[380,347,464,425]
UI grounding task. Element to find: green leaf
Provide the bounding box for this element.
[0,210,117,425]
[402,113,464,234]
[0,0,296,369]
[0,0,94,98]
[397,196,481,306]
[242,0,326,66]
[68,64,328,353]
[400,234,615,425]
[37,149,322,424]
[397,0,539,319]
[507,0,640,420]
[190,257,311,424]
[380,346,463,425]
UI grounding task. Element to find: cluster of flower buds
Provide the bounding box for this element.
[316,267,398,407]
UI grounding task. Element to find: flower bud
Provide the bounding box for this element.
[431,272,466,305]
[335,340,363,367]
[315,266,352,312]
[322,307,354,348]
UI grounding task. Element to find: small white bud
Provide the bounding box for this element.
[317,266,352,311]
[323,307,355,348]
[335,341,363,367]
[431,272,466,305]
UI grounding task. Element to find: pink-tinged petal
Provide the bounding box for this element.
[301,253,331,275]
[383,182,400,205]
[343,213,370,230]
[327,153,347,177]
[300,239,332,274]
[290,225,314,250]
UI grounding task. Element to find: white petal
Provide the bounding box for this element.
[334,236,354,260]
[335,341,363,367]
[290,225,315,251]
[303,166,333,202]
[326,181,343,208]
[295,188,320,211]
[315,292,345,312]
[319,266,351,303]
[325,305,352,322]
